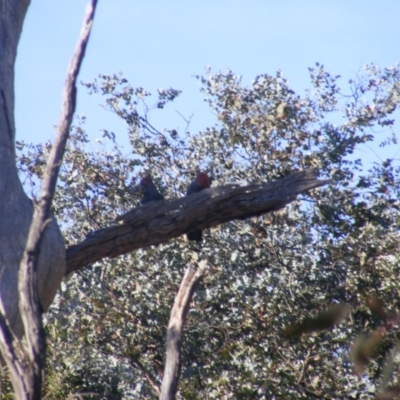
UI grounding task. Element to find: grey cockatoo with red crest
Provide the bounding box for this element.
[139,175,164,204]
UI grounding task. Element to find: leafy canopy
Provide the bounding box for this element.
[14,63,400,399]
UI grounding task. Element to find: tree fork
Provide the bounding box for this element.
[0,0,98,397]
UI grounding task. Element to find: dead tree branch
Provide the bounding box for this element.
[66,168,329,274]
[160,260,208,400]
[0,1,98,398]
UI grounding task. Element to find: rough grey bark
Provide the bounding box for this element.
[0,0,66,339]
[66,168,329,274]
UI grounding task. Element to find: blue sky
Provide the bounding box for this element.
[15,1,400,163]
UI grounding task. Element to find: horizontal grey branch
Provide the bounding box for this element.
[65,168,329,274]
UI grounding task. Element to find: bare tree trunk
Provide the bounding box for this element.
[160,260,208,400]
[0,0,66,339]
[0,0,98,397]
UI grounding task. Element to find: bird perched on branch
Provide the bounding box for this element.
[186,172,211,242]
[138,175,164,204]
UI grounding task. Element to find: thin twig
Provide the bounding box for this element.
[160,260,208,400]
[131,358,161,396]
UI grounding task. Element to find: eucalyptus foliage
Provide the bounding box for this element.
[15,63,400,399]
